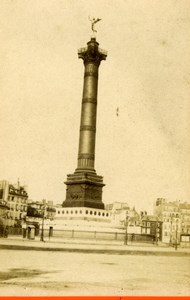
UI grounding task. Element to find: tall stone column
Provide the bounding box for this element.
[62,37,107,209]
[76,38,107,172]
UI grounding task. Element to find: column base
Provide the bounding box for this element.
[62,171,105,209]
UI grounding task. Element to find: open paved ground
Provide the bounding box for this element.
[0,249,189,296]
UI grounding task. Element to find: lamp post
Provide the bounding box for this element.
[40,204,46,242]
[169,214,173,245]
[155,221,159,245]
[2,212,8,238]
[2,207,10,238]
[174,219,179,251]
[20,212,26,239]
[124,212,129,245]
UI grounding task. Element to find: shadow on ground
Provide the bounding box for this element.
[0,268,56,281]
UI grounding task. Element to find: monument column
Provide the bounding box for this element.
[62,36,107,209]
[76,38,107,172]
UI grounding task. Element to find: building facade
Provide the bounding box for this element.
[0,201,10,236]
[179,202,190,243]
[154,198,185,244]
[141,214,162,242]
[0,180,28,227]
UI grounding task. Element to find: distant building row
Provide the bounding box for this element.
[0,180,55,229]
[0,179,190,245]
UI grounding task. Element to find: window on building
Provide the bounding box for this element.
[58,211,60,214]
[85,210,88,214]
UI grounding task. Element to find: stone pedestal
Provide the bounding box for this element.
[63,172,104,209]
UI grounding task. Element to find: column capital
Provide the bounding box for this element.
[78,38,107,66]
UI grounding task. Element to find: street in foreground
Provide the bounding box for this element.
[0,249,189,296]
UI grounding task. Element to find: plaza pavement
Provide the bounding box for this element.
[0,235,190,256]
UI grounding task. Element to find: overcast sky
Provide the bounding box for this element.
[0,0,190,213]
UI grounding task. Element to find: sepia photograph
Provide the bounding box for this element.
[0,0,190,296]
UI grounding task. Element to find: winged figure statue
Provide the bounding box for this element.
[89,16,102,33]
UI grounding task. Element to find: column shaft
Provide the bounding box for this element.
[77,63,99,171]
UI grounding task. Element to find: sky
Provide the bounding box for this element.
[0,0,190,213]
